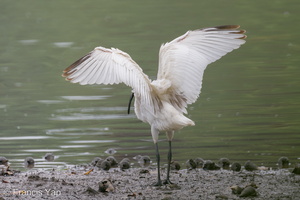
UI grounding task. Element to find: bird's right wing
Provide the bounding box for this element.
[157,25,246,113]
[62,47,155,112]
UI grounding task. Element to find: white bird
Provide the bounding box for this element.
[62,25,246,186]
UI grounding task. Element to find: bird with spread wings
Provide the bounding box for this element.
[62,25,246,186]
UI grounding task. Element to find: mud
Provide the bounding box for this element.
[1,165,299,200]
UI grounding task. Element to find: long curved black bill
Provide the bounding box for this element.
[127,93,134,114]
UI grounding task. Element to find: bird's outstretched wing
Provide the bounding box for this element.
[157,25,246,113]
[62,47,154,110]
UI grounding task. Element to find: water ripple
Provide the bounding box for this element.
[60,145,94,148]
[53,42,74,48]
[0,136,53,140]
[50,113,135,121]
[46,128,112,136]
[56,106,127,113]
[22,149,62,152]
[37,100,65,104]
[68,140,117,144]
[61,96,111,100]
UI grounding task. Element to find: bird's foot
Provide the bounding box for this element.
[152,180,163,187]
[163,179,173,185]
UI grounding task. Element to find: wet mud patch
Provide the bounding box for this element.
[0,167,299,199]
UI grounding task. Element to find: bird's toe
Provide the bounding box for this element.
[163,179,173,185]
[152,181,163,187]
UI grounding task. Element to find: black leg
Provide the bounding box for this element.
[163,140,173,185]
[153,142,162,186]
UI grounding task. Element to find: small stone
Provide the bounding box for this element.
[0,157,9,166]
[136,155,151,168]
[91,157,103,166]
[44,153,55,161]
[186,159,197,169]
[239,186,257,197]
[292,163,300,175]
[24,157,35,169]
[170,161,181,170]
[244,161,257,171]
[194,158,204,168]
[105,156,118,167]
[97,160,111,171]
[119,158,130,170]
[218,158,230,170]
[230,185,243,195]
[278,157,289,169]
[99,179,114,193]
[231,162,241,172]
[203,160,220,170]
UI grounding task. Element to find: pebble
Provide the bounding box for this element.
[170,161,181,170]
[105,156,118,167]
[292,163,300,175]
[24,157,35,169]
[99,179,114,193]
[194,157,204,168]
[186,159,197,169]
[239,186,257,197]
[218,158,230,170]
[231,162,241,172]
[44,153,55,162]
[278,157,289,169]
[135,155,151,168]
[244,161,257,171]
[230,185,243,195]
[119,158,130,170]
[91,157,103,166]
[0,157,9,166]
[97,160,111,171]
[203,160,220,170]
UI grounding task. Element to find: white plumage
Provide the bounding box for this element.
[62,25,246,186]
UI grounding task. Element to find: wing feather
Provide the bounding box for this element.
[62,47,155,112]
[157,25,246,112]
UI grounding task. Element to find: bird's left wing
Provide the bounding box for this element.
[157,25,246,113]
[62,47,154,110]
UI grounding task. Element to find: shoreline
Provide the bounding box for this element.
[1,165,299,200]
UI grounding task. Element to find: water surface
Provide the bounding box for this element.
[0,0,299,170]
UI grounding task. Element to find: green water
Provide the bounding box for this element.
[1,1,299,170]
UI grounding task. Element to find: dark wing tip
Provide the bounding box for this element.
[211,25,247,39]
[238,35,247,39]
[61,51,93,79]
[213,25,240,30]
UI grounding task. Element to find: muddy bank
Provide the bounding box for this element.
[1,165,299,200]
